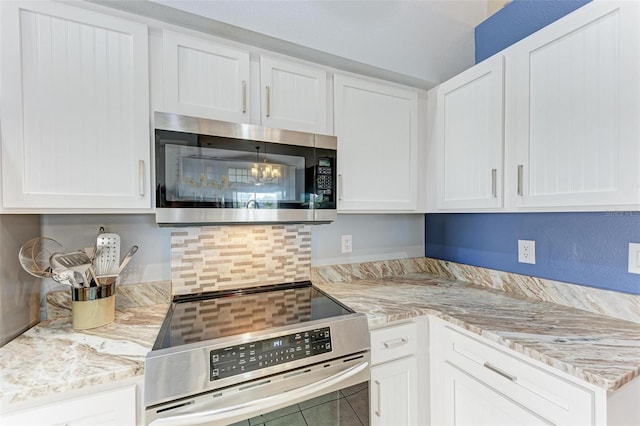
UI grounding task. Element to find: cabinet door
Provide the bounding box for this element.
[370,356,418,426]
[510,1,640,210]
[1,1,150,209]
[436,362,547,426]
[162,30,250,123]
[260,55,328,134]
[436,55,504,210]
[334,75,419,212]
[2,385,136,425]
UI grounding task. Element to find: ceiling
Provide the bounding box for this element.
[97,0,493,88]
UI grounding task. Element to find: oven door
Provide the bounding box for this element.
[145,352,369,426]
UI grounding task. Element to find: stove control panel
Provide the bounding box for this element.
[210,327,332,380]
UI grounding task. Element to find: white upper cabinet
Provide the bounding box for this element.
[162,30,251,123]
[161,32,329,134]
[260,55,328,134]
[510,0,640,210]
[1,1,151,210]
[334,75,419,212]
[435,54,504,210]
[428,0,640,213]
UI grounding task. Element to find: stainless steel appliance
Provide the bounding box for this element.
[144,282,370,425]
[154,113,337,225]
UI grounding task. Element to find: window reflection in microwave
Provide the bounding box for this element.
[164,143,304,205]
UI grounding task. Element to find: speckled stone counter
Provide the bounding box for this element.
[0,282,170,412]
[4,260,640,413]
[314,271,640,392]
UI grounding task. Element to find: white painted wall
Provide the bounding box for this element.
[40,213,425,284]
[150,0,488,83]
[40,215,171,290]
[311,214,425,266]
[1,215,41,344]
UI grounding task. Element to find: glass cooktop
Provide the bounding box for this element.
[152,281,353,350]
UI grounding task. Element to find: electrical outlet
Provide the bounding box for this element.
[629,243,640,274]
[518,240,536,264]
[341,235,352,254]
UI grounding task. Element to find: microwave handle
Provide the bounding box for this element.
[149,361,369,426]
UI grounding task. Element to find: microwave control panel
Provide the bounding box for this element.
[209,327,332,380]
[316,158,333,199]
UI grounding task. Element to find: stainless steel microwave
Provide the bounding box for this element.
[154,112,337,225]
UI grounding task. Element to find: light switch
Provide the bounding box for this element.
[628,243,640,274]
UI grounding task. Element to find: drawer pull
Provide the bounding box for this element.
[383,338,408,349]
[484,362,517,382]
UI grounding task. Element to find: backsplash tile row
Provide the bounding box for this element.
[171,225,311,295]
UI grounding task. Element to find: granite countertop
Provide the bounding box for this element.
[314,273,640,393]
[0,282,170,412]
[3,271,640,412]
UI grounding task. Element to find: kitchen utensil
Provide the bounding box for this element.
[18,237,65,278]
[94,233,120,277]
[117,245,138,275]
[51,270,75,287]
[49,252,81,288]
[53,251,92,275]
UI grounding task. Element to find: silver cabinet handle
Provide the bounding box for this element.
[265,85,271,118]
[383,337,408,349]
[517,165,524,196]
[374,380,382,418]
[338,174,343,201]
[241,80,247,114]
[138,160,145,196]
[491,168,497,198]
[484,362,517,382]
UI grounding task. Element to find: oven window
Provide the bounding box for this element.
[229,382,369,426]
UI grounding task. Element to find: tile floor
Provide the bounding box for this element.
[230,382,369,426]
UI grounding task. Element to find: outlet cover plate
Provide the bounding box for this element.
[518,240,536,264]
[341,234,352,254]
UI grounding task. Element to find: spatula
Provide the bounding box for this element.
[50,251,95,287]
[94,233,120,278]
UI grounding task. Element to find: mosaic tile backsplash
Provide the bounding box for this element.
[171,225,311,295]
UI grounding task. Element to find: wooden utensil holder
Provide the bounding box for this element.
[71,281,116,329]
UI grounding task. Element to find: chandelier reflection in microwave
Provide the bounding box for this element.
[251,146,281,186]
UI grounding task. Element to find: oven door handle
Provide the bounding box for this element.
[150,361,369,426]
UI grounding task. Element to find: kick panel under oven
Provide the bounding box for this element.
[144,282,370,426]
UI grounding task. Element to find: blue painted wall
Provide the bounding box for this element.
[475,0,592,63]
[426,0,640,295]
[425,213,640,295]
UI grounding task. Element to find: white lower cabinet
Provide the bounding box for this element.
[2,384,137,426]
[369,321,419,426]
[430,317,605,426]
[440,361,549,426]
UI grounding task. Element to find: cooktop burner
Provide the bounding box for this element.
[152,281,353,350]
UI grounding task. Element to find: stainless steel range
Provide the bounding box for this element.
[144,281,370,425]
